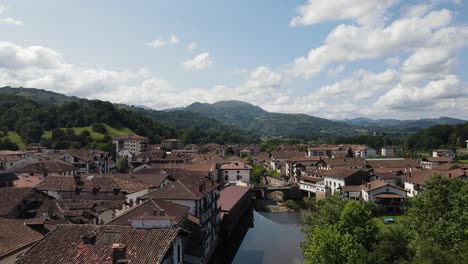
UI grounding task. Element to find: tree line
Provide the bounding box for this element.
[0,94,259,150]
[302,174,467,264]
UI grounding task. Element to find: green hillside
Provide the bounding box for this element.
[42,125,133,140]
[2,132,25,149]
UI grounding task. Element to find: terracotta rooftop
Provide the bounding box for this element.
[218,186,250,212]
[271,151,306,160]
[16,225,181,264]
[0,217,46,259]
[0,187,32,216]
[141,174,218,200]
[13,160,76,173]
[104,173,170,188]
[366,158,420,169]
[299,176,323,183]
[321,168,369,179]
[220,161,252,170]
[107,199,189,226]
[35,175,151,194]
[287,156,324,162]
[422,157,453,162]
[321,157,367,167]
[340,185,363,192]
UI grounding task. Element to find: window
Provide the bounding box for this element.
[224,175,228,181]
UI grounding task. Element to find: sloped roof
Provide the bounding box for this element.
[366,158,419,169]
[35,175,151,194]
[142,174,218,200]
[0,187,32,216]
[13,160,76,173]
[321,168,369,179]
[16,225,181,264]
[0,217,45,258]
[107,199,189,226]
[271,151,305,160]
[220,161,252,170]
[112,134,148,141]
[218,186,250,212]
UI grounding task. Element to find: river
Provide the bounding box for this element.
[231,210,306,264]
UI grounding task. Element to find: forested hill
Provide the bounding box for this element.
[184,100,358,137]
[0,91,260,150]
[404,122,468,151]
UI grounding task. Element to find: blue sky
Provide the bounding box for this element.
[1,0,467,119]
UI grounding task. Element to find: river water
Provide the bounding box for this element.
[231,210,306,264]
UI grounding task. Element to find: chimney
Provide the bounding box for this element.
[81,230,97,245]
[112,244,127,264]
[74,175,82,185]
[153,208,159,216]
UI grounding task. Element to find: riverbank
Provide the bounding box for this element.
[253,198,293,212]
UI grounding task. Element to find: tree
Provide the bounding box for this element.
[405,174,467,263]
[346,148,354,158]
[20,121,43,145]
[368,225,412,264]
[117,156,129,173]
[302,225,366,264]
[0,138,19,150]
[338,200,377,250]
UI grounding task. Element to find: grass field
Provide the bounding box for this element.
[373,215,406,231]
[3,124,133,148]
[1,131,25,148]
[42,124,133,140]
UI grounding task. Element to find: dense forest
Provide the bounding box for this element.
[0,94,259,150]
[404,122,468,151]
[302,175,467,264]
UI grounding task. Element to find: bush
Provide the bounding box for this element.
[91,123,108,134]
[285,199,300,210]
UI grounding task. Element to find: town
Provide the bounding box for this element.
[0,134,466,263]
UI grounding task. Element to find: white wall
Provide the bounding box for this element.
[221,169,250,184]
[323,177,345,194]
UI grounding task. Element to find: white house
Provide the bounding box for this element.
[381,146,403,157]
[432,149,456,159]
[220,161,252,185]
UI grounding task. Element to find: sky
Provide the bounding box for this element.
[0,0,468,120]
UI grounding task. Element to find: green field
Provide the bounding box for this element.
[1,131,25,148]
[3,124,133,148]
[42,124,133,140]
[373,215,406,231]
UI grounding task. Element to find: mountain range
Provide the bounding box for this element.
[0,87,466,139]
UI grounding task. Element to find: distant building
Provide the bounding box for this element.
[161,139,184,150]
[112,135,149,158]
[432,149,455,159]
[220,161,252,184]
[381,146,403,157]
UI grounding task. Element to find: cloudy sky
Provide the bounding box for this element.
[1,0,468,119]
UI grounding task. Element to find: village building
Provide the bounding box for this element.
[220,161,252,185]
[12,160,77,177]
[381,146,403,157]
[317,157,367,170]
[0,170,17,187]
[140,174,221,264]
[108,199,190,229]
[112,134,149,158]
[270,151,305,175]
[16,225,185,264]
[432,149,456,159]
[420,156,453,169]
[0,217,52,264]
[161,139,184,150]
[322,168,371,195]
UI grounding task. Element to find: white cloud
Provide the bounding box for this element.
[0,5,5,15]
[147,38,166,48]
[290,0,398,27]
[147,35,179,48]
[314,69,399,100]
[181,52,213,71]
[186,41,197,52]
[3,18,23,25]
[375,75,466,110]
[327,64,345,77]
[288,8,452,79]
[169,35,179,44]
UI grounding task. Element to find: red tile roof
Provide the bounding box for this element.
[142,174,218,200]
[218,186,250,212]
[0,217,45,258]
[220,161,252,170]
[16,225,181,264]
[107,199,189,226]
[0,187,32,216]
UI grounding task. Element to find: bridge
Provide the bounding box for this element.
[252,185,302,200]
